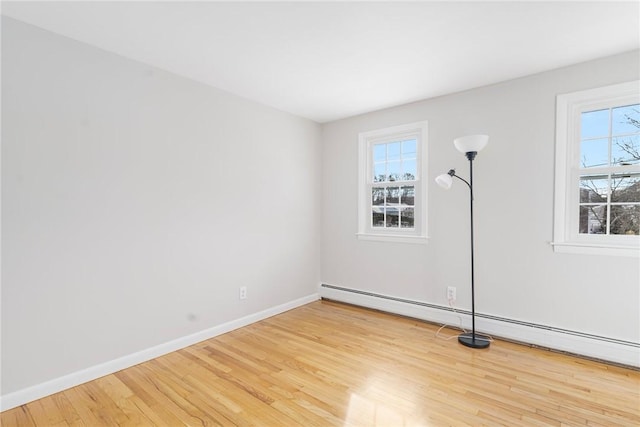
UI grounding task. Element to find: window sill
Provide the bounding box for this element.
[356,233,429,244]
[551,241,639,257]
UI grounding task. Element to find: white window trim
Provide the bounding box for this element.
[553,81,640,257]
[357,121,429,244]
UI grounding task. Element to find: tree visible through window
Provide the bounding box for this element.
[579,104,640,235]
[371,139,417,229]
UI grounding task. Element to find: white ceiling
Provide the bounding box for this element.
[3,1,639,123]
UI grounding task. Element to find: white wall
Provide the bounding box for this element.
[1,17,321,396]
[321,51,640,347]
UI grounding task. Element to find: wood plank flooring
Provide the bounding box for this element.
[2,300,639,426]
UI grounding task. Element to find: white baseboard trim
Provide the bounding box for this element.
[0,293,320,412]
[320,284,640,368]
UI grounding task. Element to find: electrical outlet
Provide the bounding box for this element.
[239,286,247,300]
[447,286,456,302]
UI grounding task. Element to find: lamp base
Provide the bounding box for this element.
[458,332,491,349]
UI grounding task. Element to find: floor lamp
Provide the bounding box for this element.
[435,134,490,349]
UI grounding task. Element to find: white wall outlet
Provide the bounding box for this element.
[239,286,247,300]
[447,286,456,302]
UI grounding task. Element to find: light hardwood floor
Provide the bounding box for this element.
[2,300,639,426]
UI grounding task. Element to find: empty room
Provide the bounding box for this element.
[1,1,639,426]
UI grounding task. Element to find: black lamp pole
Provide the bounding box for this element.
[445,150,490,349]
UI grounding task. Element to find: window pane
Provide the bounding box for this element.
[373,163,386,182]
[386,208,399,227]
[386,187,399,204]
[372,187,385,205]
[402,158,417,180]
[401,186,415,206]
[580,176,608,203]
[372,208,385,228]
[580,138,609,168]
[612,135,640,166]
[387,161,401,181]
[402,139,417,157]
[373,144,386,162]
[579,205,607,234]
[581,109,610,139]
[387,142,401,161]
[611,173,640,203]
[401,208,414,228]
[610,205,640,235]
[612,104,640,135]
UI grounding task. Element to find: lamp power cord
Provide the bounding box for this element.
[435,297,494,343]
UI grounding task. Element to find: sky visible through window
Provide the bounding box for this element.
[373,139,417,182]
[580,104,639,168]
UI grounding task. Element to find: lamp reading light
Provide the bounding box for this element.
[435,135,490,349]
[435,169,455,190]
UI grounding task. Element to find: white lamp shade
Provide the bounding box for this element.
[435,173,453,189]
[453,134,488,154]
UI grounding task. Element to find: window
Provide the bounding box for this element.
[358,121,428,243]
[553,81,640,256]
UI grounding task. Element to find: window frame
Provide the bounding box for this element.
[357,121,428,244]
[553,81,640,257]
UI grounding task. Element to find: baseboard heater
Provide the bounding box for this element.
[320,283,640,368]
